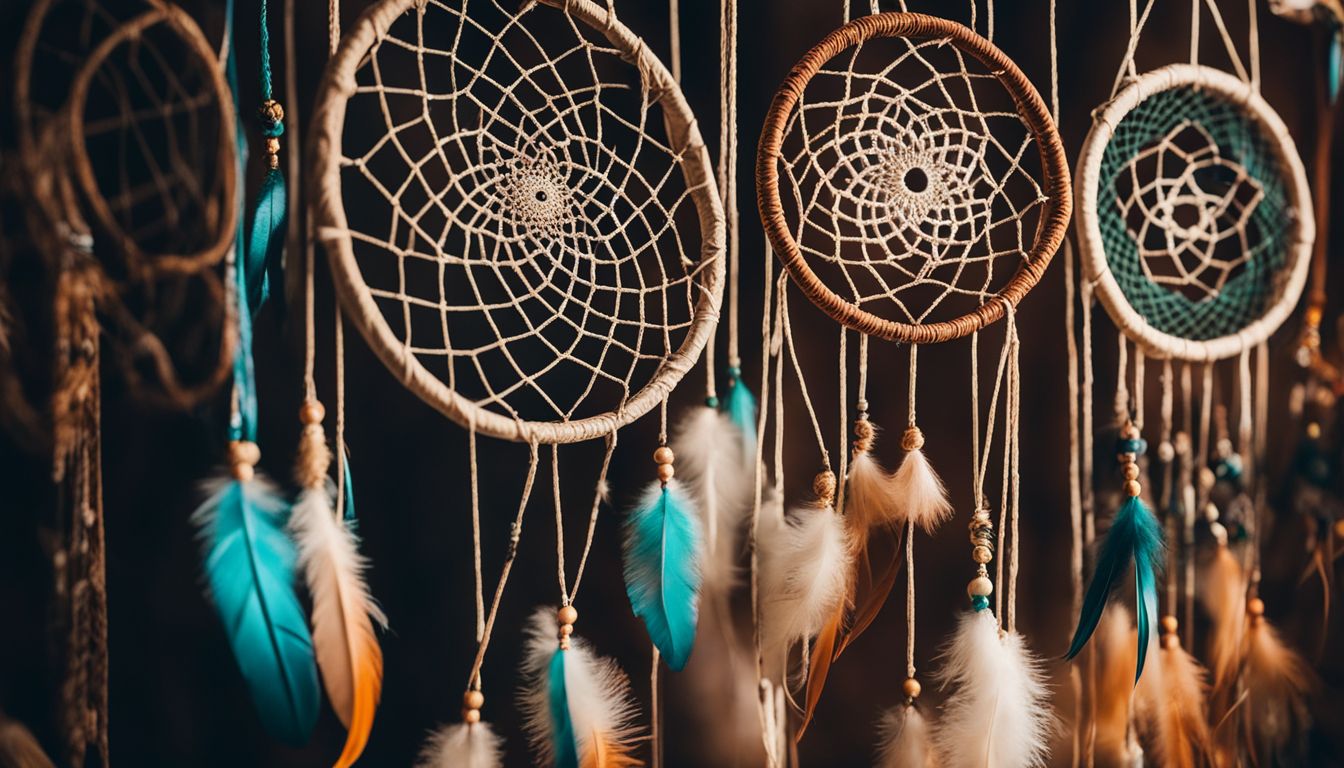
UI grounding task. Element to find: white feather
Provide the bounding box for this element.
[845,448,901,530]
[757,499,852,678]
[933,610,1053,768]
[876,704,935,768]
[672,406,755,593]
[517,607,641,765]
[890,448,953,533]
[415,722,504,768]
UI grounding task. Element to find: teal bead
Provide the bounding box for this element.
[705,396,720,408]
[971,595,990,612]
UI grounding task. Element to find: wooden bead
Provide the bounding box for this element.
[653,446,674,465]
[558,605,578,626]
[1246,597,1265,617]
[1157,441,1175,463]
[967,576,993,597]
[559,624,573,636]
[1160,615,1178,634]
[1121,422,1140,440]
[902,678,921,699]
[657,463,675,483]
[1308,422,1323,440]
[265,136,281,156]
[1332,518,1344,539]
[299,399,325,425]
[1163,633,1180,650]
[901,426,925,452]
[229,440,261,467]
[259,99,285,124]
[231,462,255,482]
[464,690,484,710]
[812,471,836,504]
[972,545,992,564]
[463,708,481,724]
[1123,480,1141,497]
[1122,463,1140,481]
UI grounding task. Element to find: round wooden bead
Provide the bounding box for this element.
[1308,421,1322,440]
[1157,441,1175,463]
[1198,467,1216,492]
[1247,597,1265,617]
[558,605,578,626]
[1333,518,1344,539]
[1122,463,1140,481]
[1123,480,1142,497]
[559,624,573,637]
[657,463,675,482]
[972,545,992,564]
[229,440,261,467]
[299,399,325,425]
[902,426,925,452]
[1160,615,1178,634]
[902,678,921,699]
[1163,633,1180,650]
[259,99,285,124]
[1121,422,1140,440]
[653,446,675,465]
[967,576,993,597]
[464,690,485,710]
[813,471,836,503]
[231,462,255,482]
[265,136,281,155]
[464,708,481,724]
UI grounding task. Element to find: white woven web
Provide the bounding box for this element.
[336,0,708,425]
[775,35,1046,326]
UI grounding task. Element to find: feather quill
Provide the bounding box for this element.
[193,475,319,746]
[888,431,952,533]
[415,722,504,768]
[1135,634,1212,768]
[1093,605,1139,768]
[289,482,387,766]
[875,704,934,768]
[933,610,1053,768]
[671,407,753,593]
[1066,496,1164,683]
[519,608,643,768]
[622,480,702,671]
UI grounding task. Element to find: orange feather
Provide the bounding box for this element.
[796,605,843,741]
[580,731,642,768]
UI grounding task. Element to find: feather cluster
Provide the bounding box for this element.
[875,704,935,768]
[518,608,643,768]
[415,722,504,768]
[889,431,953,533]
[622,480,702,671]
[932,610,1052,768]
[193,475,319,746]
[670,406,753,593]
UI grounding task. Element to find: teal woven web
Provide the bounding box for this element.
[1097,86,1291,341]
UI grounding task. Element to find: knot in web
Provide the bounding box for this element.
[314,0,722,441]
[758,15,1069,343]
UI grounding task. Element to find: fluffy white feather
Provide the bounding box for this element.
[517,607,642,766]
[890,446,952,533]
[845,448,900,532]
[672,406,755,593]
[933,610,1053,768]
[876,704,935,768]
[415,722,504,768]
[757,500,853,678]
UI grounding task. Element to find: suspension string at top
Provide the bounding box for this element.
[836,329,849,518]
[1197,0,1250,82]
[1111,0,1158,98]
[905,525,916,678]
[907,345,918,425]
[669,0,681,83]
[1006,316,1022,632]
[781,285,832,469]
[1114,334,1130,424]
[1133,348,1145,429]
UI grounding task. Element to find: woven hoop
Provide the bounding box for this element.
[755,12,1071,343]
[1076,64,1313,362]
[309,0,724,444]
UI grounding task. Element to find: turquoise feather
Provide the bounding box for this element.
[547,649,581,768]
[622,480,702,671]
[1330,27,1342,105]
[193,478,319,745]
[245,167,286,314]
[724,374,757,461]
[341,453,356,522]
[1065,495,1164,684]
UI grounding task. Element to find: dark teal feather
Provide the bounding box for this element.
[193,478,319,745]
[1065,495,1164,684]
[1331,27,1342,105]
[725,375,757,461]
[341,453,356,522]
[623,481,702,670]
[245,167,286,314]
[548,649,580,768]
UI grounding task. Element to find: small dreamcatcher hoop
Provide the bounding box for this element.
[1076,63,1313,362]
[309,0,725,445]
[756,11,1071,343]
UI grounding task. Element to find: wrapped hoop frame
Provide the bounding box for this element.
[1075,64,1313,362]
[309,0,725,444]
[755,12,1072,343]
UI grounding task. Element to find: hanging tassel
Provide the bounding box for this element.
[671,405,753,594]
[1135,617,1212,768]
[724,366,757,461]
[875,701,935,768]
[519,607,643,768]
[1067,426,1164,683]
[845,418,900,530]
[931,609,1053,768]
[415,721,504,768]
[888,427,952,533]
[193,444,319,746]
[289,400,387,767]
[1093,605,1140,768]
[1240,598,1314,763]
[622,446,702,671]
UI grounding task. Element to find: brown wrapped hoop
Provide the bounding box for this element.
[756,12,1071,343]
[309,0,724,444]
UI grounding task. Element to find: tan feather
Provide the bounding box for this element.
[1241,613,1315,763]
[888,438,952,534]
[795,606,843,741]
[0,717,54,768]
[832,524,902,659]
[1093,605,1139,768]
[581,731,643,768]
[1135,636,1212,768]
[845,442,900,532]
[1203,544,1248,727]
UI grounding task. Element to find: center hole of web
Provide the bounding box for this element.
[903,167,929,194]
[535,190,549,203]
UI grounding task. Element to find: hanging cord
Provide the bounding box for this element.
[722,0,741,375]
[1005,318,1022,633]
[905,525,916,678]
[1161,361,1177,614]
[1133,350,1145,430]
[836,328,849,517]
[1111,0,1159,98]
[1251,341,1268,588]
[782,286,832,470]
[1180,362,1195,649]
[1114,335,1131,424]
[669,0,680,83]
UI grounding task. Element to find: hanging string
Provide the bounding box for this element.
[1080,281,1097,768]
[748,248,777,765]
[782,286,832,469]
[651,645,662,768]
[905,525,916,678]
[1237,349,1253,490]
[1112,0,1159,97]
[1006,317,1022,632]
[1133,349,1145,429]
[1195,364,1215,515]
[1251,341,1269,587]
[469,424,484,644]
[1161,360,1177,613]
[907,345,918,426]
[1114,335,1130,424]
[669,0,681,83]
[570,434,617,599]
[836,329,849,517]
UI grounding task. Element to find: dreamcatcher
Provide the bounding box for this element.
[753,1,1068,764]
[8,0,237,762]
[1067,0,1316,764]
[309,0,724,764]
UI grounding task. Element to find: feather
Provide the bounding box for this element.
[622,480,702,671]
[832,525,902,659]
[757,501,852,677]
[796,607,842,740]
[1242,614,1314,762]
[725,374,758,461]
[844,424,900,532]
[193,475,319,746]
[1135,635,1212,768]
[875,703,935,768]
[888,439,952,533]
[245,166,286,314]
[671,406,753,593]
[932,609,1053,768]
[518,608,643,768]
[415,722,504,768]
[1093,605,1138,768]
[0,716,54,768]
[1066,496,1164,684]
[289,483,387,766]
[1204,543,1248,709]
[1331,26,1343,103]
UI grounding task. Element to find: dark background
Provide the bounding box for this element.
[2,0,1343,766]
